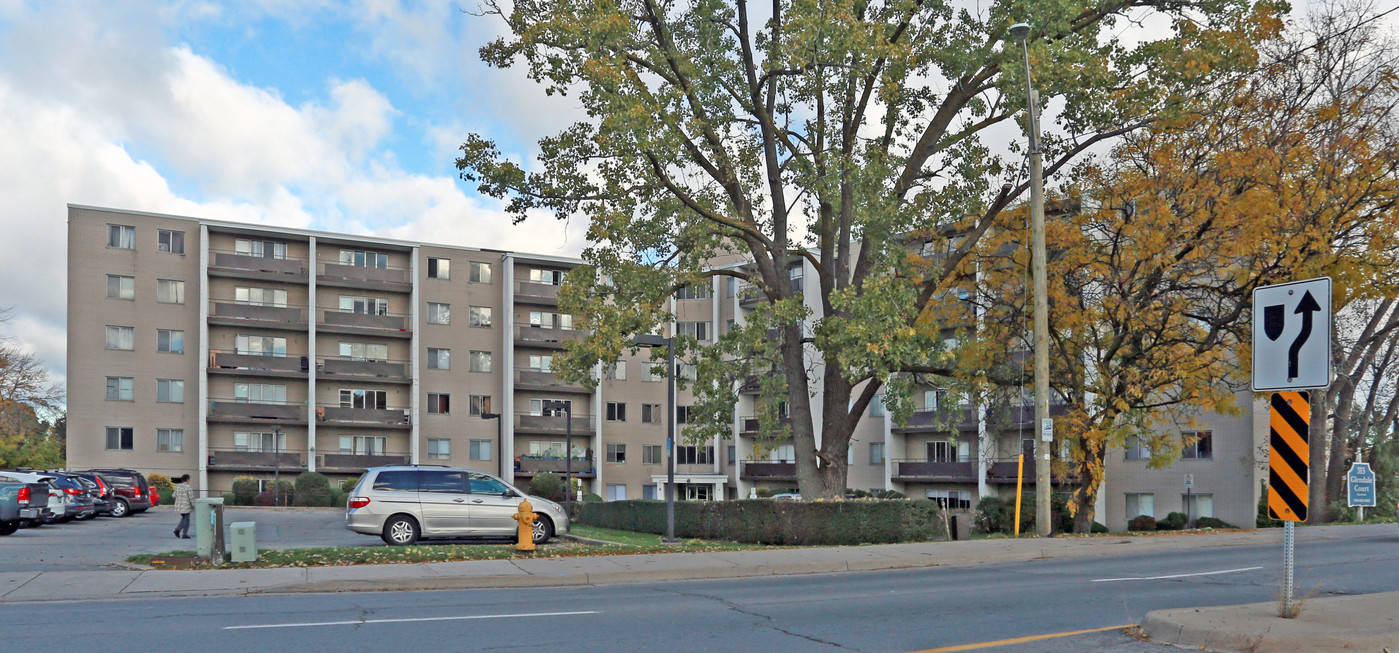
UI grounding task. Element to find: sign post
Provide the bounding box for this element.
[1253,278,1331,618]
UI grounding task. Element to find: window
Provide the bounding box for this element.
[870,443,885,465]
[676,406,693,423]
[643,365,663,382]
[469,261,492,284]
[606,402,626,422]
[926,490,971,510]
[927,441,952,462]
[234,430,286,452]
[459,395,490,417]
[1182,493,1214,520]
[339,435,387,455]
[642,445,663,464]
[1125,493,1155,519]
[427,302,451,325]
[340,295,387,315]
[156,279,185,304]
[427,347,450,369]
[427,257,450,279]
[107,224,135,249]
[728,445,736,464]
[606,443,626,463]
[339,249,387,269]
[236,238,286,259]
[677,321,711,341]
[1124,437,1151,460]
[789,265,804,293]
[642,403,662,423]
[469,472,510,495]
[675,445,713,465]
[924,390,941,411]
[469,350,493,373]
[1181,431,1213,459]
[768,444,795,461]
[340,389,387,410]
[529,268,563,285]
[157,429,184,452]
[427,393,451,415]
[642,485,657,500]
[676,285,711,300]
[427,438,451,460]
[157,379,184,403]
[469,306,492,328]
[529,398,572,416]
[235,383,286,404]
[470,439,492,461]
[105,376,134,401]
[105,426,134,450]
[607,484,626,501]
[235,335,287,357]
[157,329,184,354]
[339,342,388,361]
[605,361,627,380]
[421,470,466,493]
[237,286,288,307]
[157,229,184,254]
[870,394,886,417]
[106,275,135,300]
[106,325,134,350]
[371,470,417,492]
[848,447,856,465]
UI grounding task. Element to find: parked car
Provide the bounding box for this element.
[75,469,152,517]
[345,465,569,546]
[70,472,117,516]
[0,473,50,534]
[42,472,98,520]
[1,471,74,522]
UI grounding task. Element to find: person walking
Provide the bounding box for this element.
[173,474,195,539]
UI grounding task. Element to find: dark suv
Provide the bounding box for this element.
[75,469,152,517]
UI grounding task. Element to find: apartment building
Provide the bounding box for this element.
[67,204,1263,531]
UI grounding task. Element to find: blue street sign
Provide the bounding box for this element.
[1347,463,1376,508]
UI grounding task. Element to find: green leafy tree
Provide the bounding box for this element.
[459,0,1280,498]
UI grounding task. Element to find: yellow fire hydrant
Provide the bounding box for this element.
[512,499,536,552]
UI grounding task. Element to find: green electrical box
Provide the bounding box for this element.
[229,521,258,562]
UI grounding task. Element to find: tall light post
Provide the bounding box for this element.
[1009,22,1053,537]
[632,333,677,542]
[271,424,282,507]
[480,411,503,478]
[542,400,574,505]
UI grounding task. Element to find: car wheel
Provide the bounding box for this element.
[381,515,419,546]
[110,499,130,518]
[0,522,18,536]
[531,515,554,545]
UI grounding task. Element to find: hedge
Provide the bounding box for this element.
[577,500,949,545]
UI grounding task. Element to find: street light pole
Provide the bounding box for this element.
[1009,22,1053,538]
[481,412,503,478]
[272,425,282,507]
[632,334,677,542]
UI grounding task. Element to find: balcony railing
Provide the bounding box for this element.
[739,460,796,480]
[206,447,305,471]
[209,300,306,327]
[514,369,589,393]
[514,280,561,304]
[316,260,411,287]
[514,413,595,435]
[514,455,596,478]
[986,458,1077,484]
[319,309,410,334]
[739,415,793,436]
[208,249,309,278]
[892,408,979,432]
[318,357,409,381]
[891,459,976,482]
[318,452,411,472]
[315,404,412,427]
[208,400,306,422]
[209,350,307,374]
[514,324,584,348]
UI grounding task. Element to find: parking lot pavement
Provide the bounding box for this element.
[0,507,370,572]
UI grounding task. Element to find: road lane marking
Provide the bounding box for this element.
[224,610,600,630]
[911,624,1134,652]
[1090,566,1262,582]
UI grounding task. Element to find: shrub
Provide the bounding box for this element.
[329,489,348,508]
[254,491,275,507]
[1256,480,1282,528]
[339,476,360,493]
[1127,515,1157,531]
[221,493,236,505]
[529,472,565,502]
[1092,522,1108,533]
[1194,516,1236,529]
[294,472,332,507]
[578,499,949,545]
[147,474,174,505]
[1158,512,1188,531]
[582,493,603,502]
[872,490,906,499]
[232,477,259,504]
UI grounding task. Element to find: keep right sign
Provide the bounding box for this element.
[1253,278,1332,392]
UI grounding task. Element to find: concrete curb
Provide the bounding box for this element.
[1141,591,1399,653]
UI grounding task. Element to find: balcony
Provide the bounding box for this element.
[985,403,1071,430]
[318,357,410,384]
[318,309,411,338]
[892,460,976,483]
[738,415,792,437]
[207,249,309,281]
[208,350,307,377]
[514,280,561,305]
[316,260,412,290]
[514,324,584,349]
[986,459,1078,485]
[208,400,306,424]
[892,408,979,433]
[318,452,411,473]
[206,447,306,472]
[513,455,596,478]
[315,404,412,429]
[208,300,306,330]
[739,460,796,481]
[514,369,590,394]
[514,413,595,436]
[738,287,767,307]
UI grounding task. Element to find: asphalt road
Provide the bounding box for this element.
[5,525,1397,652]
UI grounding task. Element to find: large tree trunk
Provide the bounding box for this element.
[784,326,826,499]
[1070,439,1104,533]
[1307,390,1331,524]
[1325,378,1357,509]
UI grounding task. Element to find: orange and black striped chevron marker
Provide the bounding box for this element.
[1268,391,1310,522]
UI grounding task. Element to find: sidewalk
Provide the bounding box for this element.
[1142,592,1399,653]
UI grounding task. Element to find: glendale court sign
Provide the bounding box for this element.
[1252,278,1332,392]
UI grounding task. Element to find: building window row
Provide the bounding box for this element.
[104,276,185,304]
[104,425,184,453]
[107,225,183,254]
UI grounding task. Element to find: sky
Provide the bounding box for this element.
[0,0,593,393]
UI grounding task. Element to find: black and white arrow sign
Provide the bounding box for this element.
[1253,278,1332,392]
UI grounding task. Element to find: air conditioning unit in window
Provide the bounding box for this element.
[157,243,171,252]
